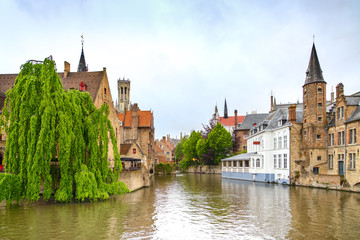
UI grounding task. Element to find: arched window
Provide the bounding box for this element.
[104,88,107,94]
[318,86,322,93]
[121,87,123,94]
[256,158,260,167]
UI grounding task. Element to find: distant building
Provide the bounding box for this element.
[233,113,268,152]
[216,99,245,134]
[155,135,178,164]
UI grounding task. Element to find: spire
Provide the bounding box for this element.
[224,98,228,119]
[77,35,87,72]
[303,43,325,86]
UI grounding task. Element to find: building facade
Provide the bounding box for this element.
[290,43,360,190]
[222,108,291,184]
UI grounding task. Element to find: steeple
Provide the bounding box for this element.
[77,35,87,72]
[224,99,228,119]
[303,43,325,86]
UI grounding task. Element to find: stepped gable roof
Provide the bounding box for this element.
[238,113,268,130]
[117,110,153,128]
[0,71,104,103]
[304,43,326,87]
[59,71,103,101]
[219,116,245,127]
[346,105,360,123]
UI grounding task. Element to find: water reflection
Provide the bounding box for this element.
[1,174,360,239]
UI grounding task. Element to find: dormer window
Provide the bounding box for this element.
[80,81,86,91]
[278,120,282,126]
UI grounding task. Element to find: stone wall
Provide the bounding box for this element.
[187,165,222,174]
[118,168,150,192]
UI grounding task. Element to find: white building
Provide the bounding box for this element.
[222,108,291,184]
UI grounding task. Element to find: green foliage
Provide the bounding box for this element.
[207,123,233,164]
[155,163,174,175]
[0,58,129,205]
[229,149,247,157]
[175,135,188,162]
[179,131,202,171]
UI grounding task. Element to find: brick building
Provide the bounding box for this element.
[0,43,121,169]
[155,135,176,164]
[290,43,360,189]
[117,102,155,174]
[233,113,268,152]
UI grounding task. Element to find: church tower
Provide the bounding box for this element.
[117,78,130,113]
[77,35,87,72]
[302,43,327,168]
[224,98,228,119]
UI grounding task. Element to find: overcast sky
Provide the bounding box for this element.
[1,0,360,139]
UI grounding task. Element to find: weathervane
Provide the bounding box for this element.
[81,34,84,46]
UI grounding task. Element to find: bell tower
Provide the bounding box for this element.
[117,78,131,113]
[302,43,327,168]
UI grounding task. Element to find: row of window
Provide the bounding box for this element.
[328,129,357,146]
[273,154,288,169]
[274,136,288,149]
[222,155,289,170]
[328,153,356,170]
[223,160,250,168]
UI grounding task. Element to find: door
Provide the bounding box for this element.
[338,161,344,175]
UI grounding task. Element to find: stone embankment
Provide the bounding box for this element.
[187,165,222,174]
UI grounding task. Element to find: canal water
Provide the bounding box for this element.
[1,173,360,240]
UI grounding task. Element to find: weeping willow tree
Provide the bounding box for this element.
[0,58,129,205]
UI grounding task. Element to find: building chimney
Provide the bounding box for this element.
[64,61,70,78]
[270,92,274,112]
[336,83,344,99]
[234,110,238,130]
[288,105,297,124]
[331,86,335,103]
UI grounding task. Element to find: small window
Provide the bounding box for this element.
[317,134,321,140]
[318,117,322,122]
[318,87,322,93]
[318,102,322,107]
[317,156,321,161]
[313,167,319,174]
[104,88,107,94]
